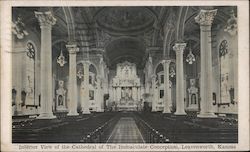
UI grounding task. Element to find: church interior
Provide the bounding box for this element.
[11,6,238,143]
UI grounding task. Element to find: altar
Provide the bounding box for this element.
[111,61,142,111]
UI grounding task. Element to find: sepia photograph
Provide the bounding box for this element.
[1,0,249,151]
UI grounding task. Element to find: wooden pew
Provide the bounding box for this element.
[135,112,238,143]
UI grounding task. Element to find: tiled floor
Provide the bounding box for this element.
[106,117,145,143]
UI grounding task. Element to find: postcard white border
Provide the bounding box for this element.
[1,0,249,151]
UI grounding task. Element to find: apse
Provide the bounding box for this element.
[105,37,146,69]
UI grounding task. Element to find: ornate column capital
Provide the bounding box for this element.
[82,60,90,66]
[34,11,56,27]
[173,43,186,54]
[66,44,79,54]
[162,59,171,65]
[195,9,217,26]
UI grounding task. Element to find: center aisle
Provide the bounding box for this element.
[106,117,145,143]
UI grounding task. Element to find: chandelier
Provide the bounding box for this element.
[169,66,175,77]
[186,47,196,64]
[12,16,29,39]
[224,10,237,36]
[57,50,67,67]
[77,69,84,79]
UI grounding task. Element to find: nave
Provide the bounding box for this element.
[106,116,144,143]
[10,6,239,144]
[12,112,237,143]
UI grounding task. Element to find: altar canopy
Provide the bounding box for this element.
[111,61,142,111]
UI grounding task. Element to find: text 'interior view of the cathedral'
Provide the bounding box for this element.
[11,6,238,143]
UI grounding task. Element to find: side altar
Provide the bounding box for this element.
[111,61,142,111]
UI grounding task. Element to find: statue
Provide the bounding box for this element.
[56,80,67,111]
[187,79,199,111]
[25,75,34,105]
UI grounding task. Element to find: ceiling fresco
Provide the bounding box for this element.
[96,7,155,35]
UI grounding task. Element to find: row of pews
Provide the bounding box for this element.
[135,112,238,143]
[12,112,119,143]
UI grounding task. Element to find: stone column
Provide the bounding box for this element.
[163,59,171,113]
[82,61,90,114]
[96,76,103,112]
[137,87,141,101]
[66,44,79,116]
[35,11,56,119]
[117,87,121,101]
[136,87,140,101]
[169,81,173,109]
[173,43,187,115]
[195,9,217,118]
[151,76,157,111]
[132,87,137,101]
[113,87,116,101]
[134,87,138,101]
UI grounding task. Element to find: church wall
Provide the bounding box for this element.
[211,25,238,114]
[12,29,41,116]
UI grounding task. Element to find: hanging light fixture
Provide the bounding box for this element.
[224,10,237,36]
[77,68,84,79]
[169,66,175,78]
[12,16,29,39]
[186,46,196,64]
[57,49,67,67]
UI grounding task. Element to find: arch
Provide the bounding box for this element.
[111,55,138,65]
[153,59,176,75]
[175,6,189,42]
[163,28,175,58]
[163,28,170,57]
[52,39,68,46]
[104,36,145,49]
[104,36,146,67]
[93,7,158,22]
[155,63,164,75]
[89,64,97,75]
[62,7,76,42]
[76,60,100,76]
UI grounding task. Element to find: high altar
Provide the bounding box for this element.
[111,61,142,111]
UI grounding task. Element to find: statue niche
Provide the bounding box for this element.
[56,80,67,111]
[186,79,199,111]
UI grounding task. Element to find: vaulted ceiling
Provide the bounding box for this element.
[12,6,236,69]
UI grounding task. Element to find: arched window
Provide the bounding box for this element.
[219,40,230,104]
[25,42,36,105]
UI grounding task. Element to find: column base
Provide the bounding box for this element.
[197,112,217,118]
[67,111,79,116]
[174,110,187,115]
[163,108,171,114]
[15,110,23,116]
[152,107,157,112]
[82,109,91,114]
[96,109,104,112]
[37,113,56,119]
[163,113,172,117]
